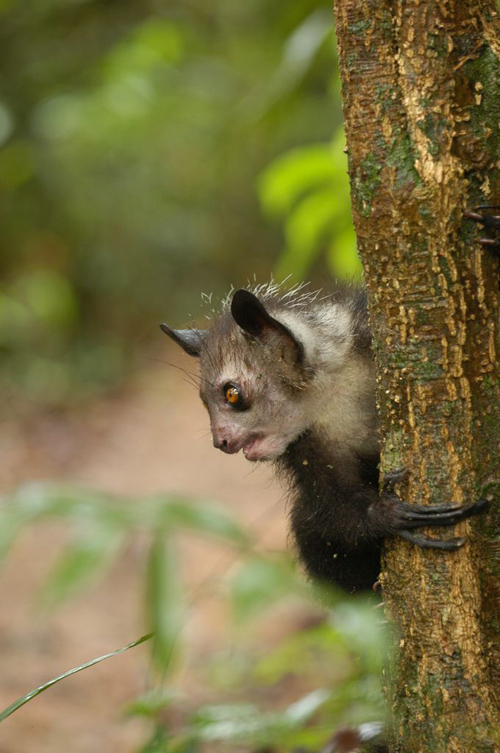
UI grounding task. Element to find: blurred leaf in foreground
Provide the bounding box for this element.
[146,535,184,675]
[229,554,301,624]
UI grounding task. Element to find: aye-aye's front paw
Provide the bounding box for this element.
[385,495,490,551]
[465,205,500,253]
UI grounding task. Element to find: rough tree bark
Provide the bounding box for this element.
[332,1,500,751]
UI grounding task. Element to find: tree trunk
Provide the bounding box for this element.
[332,1,500,750]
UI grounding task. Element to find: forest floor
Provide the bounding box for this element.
[0,352,322,753]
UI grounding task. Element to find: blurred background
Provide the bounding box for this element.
[0,2,379,752]
[0,0,359,410]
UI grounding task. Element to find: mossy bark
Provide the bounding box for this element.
[332,1,500,750]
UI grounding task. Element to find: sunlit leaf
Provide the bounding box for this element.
[328,226,363,280]
[276,188,338,280]
[261,126,359,281]
[259,144,336,217]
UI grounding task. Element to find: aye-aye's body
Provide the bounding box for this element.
[162,282,487,593]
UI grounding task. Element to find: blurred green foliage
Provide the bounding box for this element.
[260,128,361,282]
[0,0,357,407]
[1,6,378,747]
[0,483,387,751]
[0,4,374,748]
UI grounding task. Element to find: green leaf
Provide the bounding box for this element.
[239,10,335,122]
[151,497,250,545]
[191,689,330,746]
[103,18,185,82]
[276,187,339,280]
[127,687,180,718]
[193,703,261,741]
[328,226,363,280]
[260,126,359,281]
[259,144,336,217]
[284,688,331,724]
[41,523,124,607]
[332,601,391,674]
[3,483,106,523]
[255,621,345,685]
[281,10,334,81]
[0,633,152,724]
[146,535,183,674]
[13,270,78,330]
[229,556,300,623]
[1,485,250,557]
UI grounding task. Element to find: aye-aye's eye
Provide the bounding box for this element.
[224,383,245,408]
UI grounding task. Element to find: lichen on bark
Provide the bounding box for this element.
[332,0,500,750]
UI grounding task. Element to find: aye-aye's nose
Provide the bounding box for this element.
[212,431,240,454]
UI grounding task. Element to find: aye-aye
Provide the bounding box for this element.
[161,281,488,593]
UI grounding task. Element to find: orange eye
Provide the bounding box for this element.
[224,383,243,407]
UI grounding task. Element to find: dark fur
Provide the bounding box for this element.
[280,433,383,592]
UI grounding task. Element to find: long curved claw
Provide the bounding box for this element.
[465,205,500,229]
[467,204,500,212]
[397,530,466,550]
[392,498,489,549]
[395,497,489,528]
[479,237,500,251]
[465,210,487,223]
[395,497,489,529]
[465,206,500,256]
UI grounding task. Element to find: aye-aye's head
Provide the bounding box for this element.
[161,288,351,462]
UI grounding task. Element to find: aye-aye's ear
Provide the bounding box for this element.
[231,289,303,361]
[160,323,206,357]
